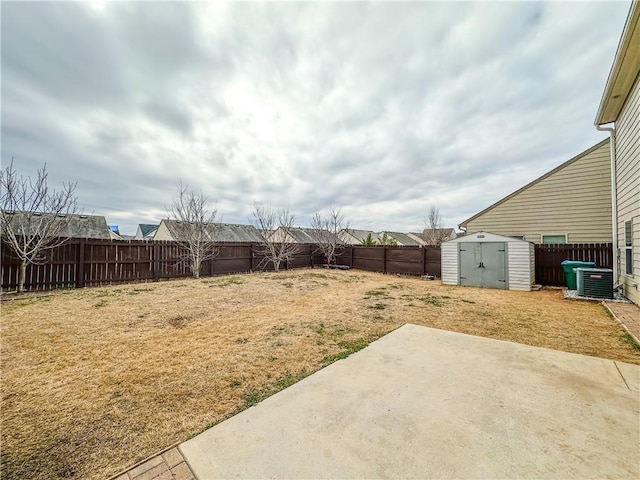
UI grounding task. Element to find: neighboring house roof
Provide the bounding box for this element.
[160,219,262,243]
[284,227,339,244]
[285,227,315,243]
[109,230,123,240]
[1,212,112,239]
[380,231,423,246]
[407,233,427,245]
[138,224,159,237]
[215,223,263,243]
[595,1,640,125]
[340,229,378,243]
[411,229,456,242]
[459,138,610,228]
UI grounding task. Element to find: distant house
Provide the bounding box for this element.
[409,228,457,246]
[339,229,379,245]
[108,225,122,240]
[595,1,639,305]
[135,224,158,240]
[154,219,263,243]
[215,223,264,243]
[407,233,428,246]
[270,227,339,244]
[2,212,112,240]
[379,231,423,246]
[340,229,441,246]
[458,139,612,244]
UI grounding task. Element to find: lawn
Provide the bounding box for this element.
[2,268,638,480]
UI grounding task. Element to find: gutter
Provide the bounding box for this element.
[595,126,618,285]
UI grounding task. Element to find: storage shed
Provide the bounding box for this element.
[441,231,534,291]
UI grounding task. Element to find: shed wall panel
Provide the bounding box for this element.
[507,242,533,291]
[441,243,458,285]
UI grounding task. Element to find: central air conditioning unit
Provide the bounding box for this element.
[576,268,614,299]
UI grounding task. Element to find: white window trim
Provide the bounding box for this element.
[508,234,526,240]
[541,233,568,244]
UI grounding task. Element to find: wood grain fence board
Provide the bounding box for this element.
[2,240,442,291]
[534,243,613,286]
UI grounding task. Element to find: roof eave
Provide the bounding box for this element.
[595,1,640,125]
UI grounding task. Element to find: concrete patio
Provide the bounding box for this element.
[179,324,639,479]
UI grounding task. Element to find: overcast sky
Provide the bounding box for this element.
[1,1,630,235]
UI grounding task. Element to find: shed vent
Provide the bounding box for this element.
[576,268,613,299]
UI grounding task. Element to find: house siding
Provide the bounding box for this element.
[153,221,173,241]
[463,141,612,244]
[615,73,640,305]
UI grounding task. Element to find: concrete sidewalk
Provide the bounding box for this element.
[180,324,639,479]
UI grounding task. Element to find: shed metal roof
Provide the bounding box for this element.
[444,231,532,244]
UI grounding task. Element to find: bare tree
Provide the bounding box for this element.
[423,205,450,246]
[167,182,218,278]
[252,204,300,272]
[311,207,348,266]
[1,160,78,292]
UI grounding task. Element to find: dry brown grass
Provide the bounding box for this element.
[2,268,638,479]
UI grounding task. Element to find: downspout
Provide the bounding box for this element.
[595,125,618,285]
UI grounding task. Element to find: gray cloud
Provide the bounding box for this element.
[1,1,630,234]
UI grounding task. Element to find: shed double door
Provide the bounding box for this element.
[459,242,506,289]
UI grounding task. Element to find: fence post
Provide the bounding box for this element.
[422,247,427,276]
[383,246,387,274]
[153,243,159,280]
[77,239,85,288]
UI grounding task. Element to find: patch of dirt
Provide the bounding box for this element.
[2,268,638,480]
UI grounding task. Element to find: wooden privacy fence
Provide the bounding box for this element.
[534,243,613,286]
[3,239,610,291]
[1,240,442,292]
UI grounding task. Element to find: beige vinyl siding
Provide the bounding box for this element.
[506,242,533,291]
[338,231,360,245]
[615,73,640,305]
[440,242,458,285]
[464,141,612,243]
[153,221,174,241]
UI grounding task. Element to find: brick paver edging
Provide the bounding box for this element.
[603,301,640,345]
[108,442,196,480]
